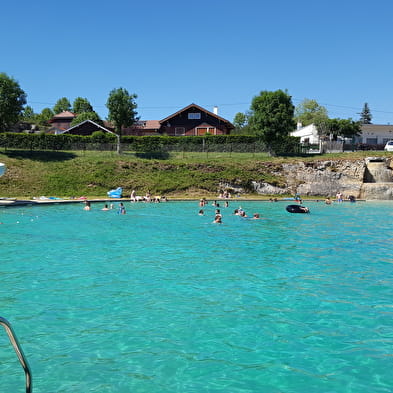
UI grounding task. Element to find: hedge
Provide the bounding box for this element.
[0,132,301,154]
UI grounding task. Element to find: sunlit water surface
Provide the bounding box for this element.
[0,201,392,393]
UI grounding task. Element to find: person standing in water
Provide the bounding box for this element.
[118,203,126,215]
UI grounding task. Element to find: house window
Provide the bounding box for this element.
[188,113,201,120]
[175,127,185,136]
[366,138,377,145]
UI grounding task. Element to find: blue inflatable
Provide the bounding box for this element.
[107,187,122,198]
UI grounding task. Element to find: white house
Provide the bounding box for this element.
[358,124,393,145]
[290,123,319,144]
[291,122,393,147]
[291,123,349,153]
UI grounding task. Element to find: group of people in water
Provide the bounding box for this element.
[198,198,263,224]
[83,189,169,215]
[84,200,127,214]
[83,189,357,220]
[325,192,356,204]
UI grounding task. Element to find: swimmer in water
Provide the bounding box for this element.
[213,214,222,224]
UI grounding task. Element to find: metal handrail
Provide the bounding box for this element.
[0,316,32,393]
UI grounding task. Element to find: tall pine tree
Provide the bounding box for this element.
[359,103,372,124]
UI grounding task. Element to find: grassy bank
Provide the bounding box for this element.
[0,149,390,199]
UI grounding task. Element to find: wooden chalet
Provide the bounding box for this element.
[49,111,76,131]
[47,104,233,136]
[159,104,233,136]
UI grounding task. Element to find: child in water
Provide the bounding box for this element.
[213,214,222,224]
[118,203,126,215]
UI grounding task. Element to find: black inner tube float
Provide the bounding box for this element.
[286,204,310,213]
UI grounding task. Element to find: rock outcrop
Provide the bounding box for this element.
[280,160,365,196]
[221,158,393,199]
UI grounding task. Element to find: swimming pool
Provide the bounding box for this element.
[0,201,392,393]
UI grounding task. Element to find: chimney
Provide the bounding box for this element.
[297,121,302,130]
[213,106,218,115]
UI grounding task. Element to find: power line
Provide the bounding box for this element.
[26,99,393,115]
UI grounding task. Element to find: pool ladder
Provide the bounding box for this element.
[0,316,32,393]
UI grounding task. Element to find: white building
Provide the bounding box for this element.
[290,123,320,144]
[291,123,393,147]
[358,124,393,145]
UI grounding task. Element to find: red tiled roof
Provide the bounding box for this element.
[121,120,161,132]
[103,120,113,128]
[52,111,76,118]
[142,120,161,129]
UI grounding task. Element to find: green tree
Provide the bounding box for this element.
[232,112,251,135]
[248,89,295,151]
[70,111,102,126]
[53,97,71,114]
[21,105,36,121]
[37,107,54,126]
[359,102,372,124]
[233,112,247,128]
[72,97,94,114]
[316,118,361,140]
[0,72,27,132]
[106,87,138,153]
[294,98,328,126]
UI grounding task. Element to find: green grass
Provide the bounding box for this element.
[0,149,391,199]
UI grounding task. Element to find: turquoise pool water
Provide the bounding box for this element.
[0,200,392,393]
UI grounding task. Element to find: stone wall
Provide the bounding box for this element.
[360,183,393,200]
[219,160,365,197]
[220,158,393,199]
[280,160,365,197]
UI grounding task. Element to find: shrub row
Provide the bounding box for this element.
[0,132,302,154]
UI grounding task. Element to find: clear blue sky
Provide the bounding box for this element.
[2,0,393,124]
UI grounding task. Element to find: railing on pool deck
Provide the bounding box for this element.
[0,316,32,393]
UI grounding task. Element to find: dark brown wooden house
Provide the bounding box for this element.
[62,120,114,135]
[47,104,233,136]
[49,111,76,131]
[159,104,234,136]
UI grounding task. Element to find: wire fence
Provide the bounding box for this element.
[0,141,313,157]
[71,142,274,159]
